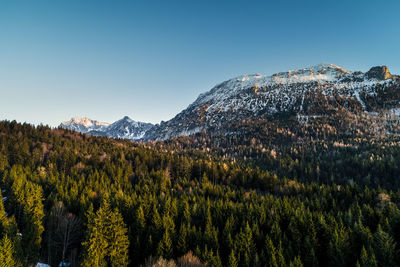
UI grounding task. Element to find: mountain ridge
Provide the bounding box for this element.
[60,116,153,140]
[144,63,400,140]
[59,63,400,141]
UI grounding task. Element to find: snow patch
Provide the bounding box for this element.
[354,90,366,110]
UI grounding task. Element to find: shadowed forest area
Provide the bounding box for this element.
[0,121,400,266]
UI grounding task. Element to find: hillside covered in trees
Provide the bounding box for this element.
[1,120,400,266]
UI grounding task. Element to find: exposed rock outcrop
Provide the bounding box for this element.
[366,66,392,80]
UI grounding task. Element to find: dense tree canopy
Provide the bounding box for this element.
[0,120,400,266]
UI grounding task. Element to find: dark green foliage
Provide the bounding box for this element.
[358,246,377,267]
[0,121,400,266]
[82,199,129,267]
[0,234,20,266]
[372,225,396,266]
[228,250,238,267]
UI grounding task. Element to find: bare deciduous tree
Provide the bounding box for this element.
[47,202,81,266]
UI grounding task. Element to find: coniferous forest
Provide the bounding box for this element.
[4,0,400,266]
[1,120,400,267]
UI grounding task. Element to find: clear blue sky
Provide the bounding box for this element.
[1,0,399,127]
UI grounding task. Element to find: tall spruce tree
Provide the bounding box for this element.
[0,234,19,267]
[82,199,129,267]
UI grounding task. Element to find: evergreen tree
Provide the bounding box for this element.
[228,250,238,267]
[81,207,107,267]
[158,229,173,259]
[177,223,187,255]
[328,227,347,267]
[265,237,279,267]
[276,242,286,267]
[358,246,377,267]
[0,234,19,267]
[0,189,6,234]
[20,182,45,264]
[289,256,303,267]
[373,225,396,267]
[82,199,129,267]
[183,200,191,224]
[136,205,146,231]
[107,207,130,267]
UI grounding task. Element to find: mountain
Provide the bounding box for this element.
[144,63,400,140]
[59,116,153,140]
[60,117,110,133]
[60,64,400,143]
[105,116,153,140]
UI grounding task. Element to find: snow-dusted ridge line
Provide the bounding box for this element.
[193,63,395,110]
[60,117,110,133]
[59,116,154,140]
[60,63,399,141]
[144,63,400,140]
[61,117,110,128]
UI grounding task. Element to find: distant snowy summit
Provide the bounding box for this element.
[60,116,153,140]
[106,116,153,140]
[60,117,110,133]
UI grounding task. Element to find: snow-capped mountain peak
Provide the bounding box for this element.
[60,117,110,133]
[121,116,133,122]
[106,116,153,139]
[59,116,154,140]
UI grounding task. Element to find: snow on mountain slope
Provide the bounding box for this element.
[191,63,392,114]
[59,116,153,140]
[105,116,153,140]
[60,117,110,133]
[144,63,400,140]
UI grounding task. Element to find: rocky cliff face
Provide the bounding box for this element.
[366,66,392,80]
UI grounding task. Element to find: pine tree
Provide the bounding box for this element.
[204,204,213,244]
[158,229,173,259]
[373,225,396,266]
[82,199,129,267]
[0,189,6,234]
[0,234,19,267]
[183,200,191,224]
[228,250,238,267]
[359,246,377,267]
[276,242,286,267]
[81,208,107,267]
[177,223,187,254]
[136,205,146,231]
[304,247,318,267]
[243,222,255,257]
[289,256,303,267]
[214,251,223,267]
[265,237,279,267]
[328,228,347,267]
[152,203,162,239]
[107,207,130,267]
[223,215,235,257]
[20,182,45,264]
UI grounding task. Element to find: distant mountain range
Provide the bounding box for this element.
[60,116,153,140]
[60,63,400,141]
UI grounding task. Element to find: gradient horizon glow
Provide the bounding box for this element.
[1,0,400,127]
